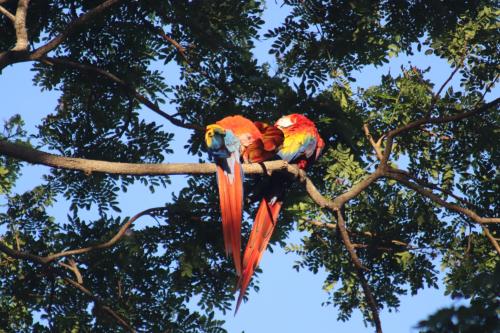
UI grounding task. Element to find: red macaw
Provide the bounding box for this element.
[235,113,325,312]
[205,115,284,276]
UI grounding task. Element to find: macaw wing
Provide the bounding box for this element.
[245,123,284,163]
[278,132,317,162]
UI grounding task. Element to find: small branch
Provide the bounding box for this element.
[419,128,452,140]
[40,56,202,131]
[29,0,124,59]
[386,171,500,255]
[433,57,464,103]
[308,220,411,249]
[381,97,500,163]
[388,97,499,138]
[46,207,164,262]
[363,123,384,160]
[62,277,136,333]
[479,74,499,104]
[59,259,83,283]
[481,225,500,256]
[155,28,189,63]
[335,211,383,333]
[0,4,15,22]
[389,168,479,210]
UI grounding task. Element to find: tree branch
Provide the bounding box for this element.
[29,0,124,59]
[0,140,291,175]
[62,277,136,333]
[335,211,382,333]
[363,123,384,161]
[0,4,15,22]
[381,97,500,163]
[11,0,30,52]
[308,220,411,249]
[59,259,83,283]
[0,240,136,331]
[0,0,125,69]
[45,207,164,262]
[388,168,480,210]
[386,170,500,255]
[40,56,202,131]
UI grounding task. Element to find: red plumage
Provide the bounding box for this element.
[236,114,324,313]
[205,116,283,277]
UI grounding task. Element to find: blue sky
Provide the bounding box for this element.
[1,1,498,332]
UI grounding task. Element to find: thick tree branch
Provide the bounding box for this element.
[12,0,29,51]
[0,140,291,175]
[335,211,383,333]
[40,56,202,131]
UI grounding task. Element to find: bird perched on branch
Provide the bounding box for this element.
[236,113,325,312]
[205,115,284,276]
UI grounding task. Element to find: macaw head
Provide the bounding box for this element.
[205,124,226,150]
[275,114,313,129]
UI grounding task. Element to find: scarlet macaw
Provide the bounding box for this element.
[205,116,284,276]
[236,113,325,312]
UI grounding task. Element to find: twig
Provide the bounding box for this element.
[59,259,83,283]
[45,207,164,262]
[308,220,411,249]
[40,56,202,131]
[62,277,136,333]
[363,123,384,160]
[335,211,383,333]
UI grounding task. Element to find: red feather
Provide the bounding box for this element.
[235,114,323,313]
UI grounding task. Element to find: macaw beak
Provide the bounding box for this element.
[205,124,226,148]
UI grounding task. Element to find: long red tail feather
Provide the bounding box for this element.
[216,163,243,276]
[235,197,282,313]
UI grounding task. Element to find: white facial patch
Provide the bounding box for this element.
[276,116,294,128]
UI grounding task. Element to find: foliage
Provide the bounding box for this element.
[0,0,498,332]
